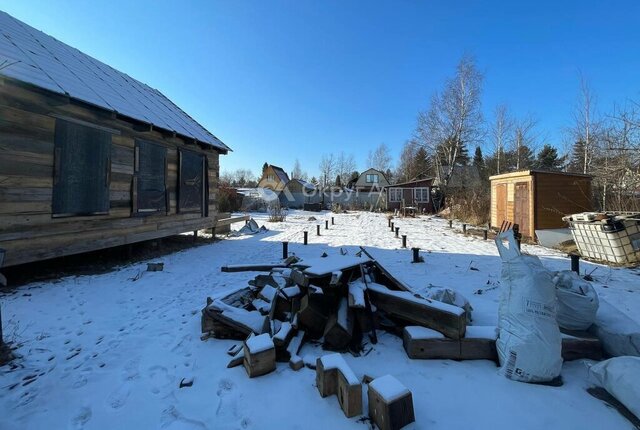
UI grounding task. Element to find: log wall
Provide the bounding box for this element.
[0,79,222,267]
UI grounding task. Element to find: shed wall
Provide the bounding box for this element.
[533,172,592,230]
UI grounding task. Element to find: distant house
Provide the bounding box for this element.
[354,168,390,192]
[385,178,435,213]
[279,179,318,208]
[434,165,481,189]
[258,164,290,191]
[0,11,230,268]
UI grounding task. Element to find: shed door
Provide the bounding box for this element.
[514,182,530,236]
[496,184,507,223]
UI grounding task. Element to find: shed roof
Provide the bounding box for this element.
[489,169,592,181]
[0,11,229,152]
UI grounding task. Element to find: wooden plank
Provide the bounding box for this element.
[221,264,287,273]
[368,283,466,339]
[562,335,603,361]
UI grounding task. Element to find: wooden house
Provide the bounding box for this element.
[490,170,592,239]
[0,12,230,268]
[354,168,390,192]
[258,164,290,191]
[385,178,434,213]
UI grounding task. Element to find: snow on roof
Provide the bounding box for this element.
[289,178,315,190]
[0,11,229,152]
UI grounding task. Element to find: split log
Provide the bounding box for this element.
[289,269,310,288]
[323,298,354,350]
[273,322,295,362]
[368,375,415,430]
[297,293,331,338]
[287,330,306,371]
[203,300,270,339]
[316,353,362,418]
[367,282,466,339]
[227,350,245,368]
[243,334,276,378]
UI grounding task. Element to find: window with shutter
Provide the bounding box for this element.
[135,140,167,214]
[52,119,111,217]
[178,149,206,214]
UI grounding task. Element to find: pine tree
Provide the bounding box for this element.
[262,162,268,174]
[310,176,318,185]
[535,144,565,171]
[335,175,342,187]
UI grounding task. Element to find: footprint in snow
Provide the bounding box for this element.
[106,382,131,410]
[71,406,92,429]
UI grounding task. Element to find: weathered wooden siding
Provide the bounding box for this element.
[533,172,592,230]
[0,80,221,267]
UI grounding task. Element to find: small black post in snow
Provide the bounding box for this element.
[483,229,488,240]
[325,220,329,230]
[412,247,421,263]
[402,235,407,248]
[388,218,392,227]
[448,219,453,228]
[570,254,580,273]
[303,231,308,245]
[462,224,467,234]
[331,217,335,225]
[282,241,289,259]
[390,222,395,232]
[317,224,321,236]
[395,227,399,238]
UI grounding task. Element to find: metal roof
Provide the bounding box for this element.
[0,11,229,152]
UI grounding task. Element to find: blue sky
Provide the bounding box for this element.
[2,1,639,178]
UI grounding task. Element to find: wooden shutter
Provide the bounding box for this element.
[52,120,111,216]
[135,140,167,213]
[178,149,205,214]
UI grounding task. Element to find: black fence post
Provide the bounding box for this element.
[402,235,407,248]
[462,224,467,234]
[317,224,321,236]
[483,229,488,240]
[282,241,289,259]
[325,220,329,230]
[390,222,395,232]
[331,217,335,225]
[388,218,392,227]
[395,227,399,238]
[448,220,453,228]
[412,247,421,263]
[570,254,580,273]
[303,231,308,245]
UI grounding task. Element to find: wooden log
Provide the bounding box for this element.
[316,353,363,418]
[273,322,295,362]
[243,334,276,378]
[287,330,306,371]
[297,293,331,338]
[368,375,415,430]
[348,279,366,309]
[204,301,270,338]
[221,263,286,273]
[402,326,498,361]
[323,298,354,350]
[562,335,603,361]
[289,269,310,288]
[227,350,245,368]
[367,282,466,339]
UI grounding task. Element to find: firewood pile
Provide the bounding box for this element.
[202,248,469,372]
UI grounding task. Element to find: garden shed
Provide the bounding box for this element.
[0,11,230,267]
[489,170,592,239]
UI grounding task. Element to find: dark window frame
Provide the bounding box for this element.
[178,149,208,216]
[133,139,168,216]
[52,119,112,218]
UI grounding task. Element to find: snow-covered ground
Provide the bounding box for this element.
[1,211,639,430]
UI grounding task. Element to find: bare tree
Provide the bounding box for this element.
[335,152,357,184]
[367,143,392,172]
[571,74,602,174]
[511,115,539,170]
[319,154,336,188]
[291,159,307,180]
[396,140,418,183]
[490,104,512,174]
[415,55,484,187]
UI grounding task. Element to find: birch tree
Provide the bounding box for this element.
[367,143,392,172]
[571,74,602,174]
[415,55,484,187]
[490,104,512,174]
